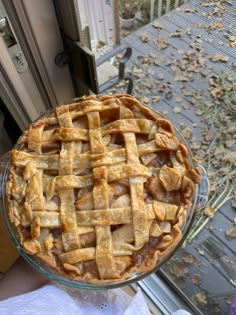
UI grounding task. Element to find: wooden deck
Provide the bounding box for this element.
[111,0,236,314]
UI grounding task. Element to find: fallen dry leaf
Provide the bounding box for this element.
[152,21,162,30]
[169,261,189,278]
[174,72,190,82]
[153,38,169,50]
[204,207,215,218]
[173,106,182,114]
[209,22,224,31]
[175,96,183,103]
[176,7,198,13]
[228,35,236,47]
[181,252,194,264]
[211,87,224,98]
[170,28,189,38]
[192,274,202,285]
[157,84,166,92]
[183,104,190,110]
[209,55,229,63]
[225,226,236,240]
[153,60,161,66]
[223,152,236,165]
[204,128,214,142]
[192,293,208,306]
[139,96,150,104]
[139,33,150,43]
[152,96,160,103]
[165,90,173,100]
[181,126,192,140]
[149,53,157,58]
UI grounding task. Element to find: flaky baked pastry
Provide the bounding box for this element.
[6,94,201,283]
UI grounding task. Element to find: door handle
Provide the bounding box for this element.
[0,17,28,73]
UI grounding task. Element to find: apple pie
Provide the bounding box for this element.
[6,94,201,283]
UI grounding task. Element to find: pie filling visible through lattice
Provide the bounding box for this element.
[6,94,201,283]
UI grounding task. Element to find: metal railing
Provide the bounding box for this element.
[149,0,189,21]
[78,0,190,47]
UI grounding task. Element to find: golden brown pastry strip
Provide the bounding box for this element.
[43,119,154,143]
[12,136,178,170]
[76,207,132,225]
[88,112,104,153]
[55,164,149,190]
[25,170,44,210]
[23,201,178,228]
[123,133,149,248]
[92,127,118,279]
[56,107,81,252]
[27,119,45,154]
[59,247,96,264]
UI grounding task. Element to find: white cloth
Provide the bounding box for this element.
[0,283,192,315]
[0,283,151,315]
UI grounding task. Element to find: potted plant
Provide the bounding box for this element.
[119,0,142,29]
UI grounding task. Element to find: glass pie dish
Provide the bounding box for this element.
[0,96,210,289]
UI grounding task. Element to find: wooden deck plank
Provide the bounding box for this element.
[123,32,213,95]
[162,11,236,59]
[178,0,236,19]
[144,19,236,67]
[162,225,236,314]
[122,49,207,134]
[119,1,236,314]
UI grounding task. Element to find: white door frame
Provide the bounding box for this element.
[3,0,75,107]
[0,36,34,130]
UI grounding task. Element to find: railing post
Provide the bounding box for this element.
[150,0,155,22]
[175,0,180,8]
[157,0,163,18]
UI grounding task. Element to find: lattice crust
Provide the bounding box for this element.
[6,94,201,283]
